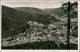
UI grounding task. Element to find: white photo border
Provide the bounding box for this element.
[0,0,79,52]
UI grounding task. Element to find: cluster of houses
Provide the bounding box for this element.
[2,21,73,46]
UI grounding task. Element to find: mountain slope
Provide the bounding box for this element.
[43,8,66,17]
[15,7,48,15]
[2,5,57,38]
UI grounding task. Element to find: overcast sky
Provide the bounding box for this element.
[1,1,63,9]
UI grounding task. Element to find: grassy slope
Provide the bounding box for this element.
[2,41,77,49]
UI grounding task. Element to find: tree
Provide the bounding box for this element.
[61,1,78,49]
[61,1,78,18]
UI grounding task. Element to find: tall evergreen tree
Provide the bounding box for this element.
[61,1,78,49]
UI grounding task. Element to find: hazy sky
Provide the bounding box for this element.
[1,1,63,9]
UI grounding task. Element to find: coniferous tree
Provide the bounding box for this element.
[61,1,78,49]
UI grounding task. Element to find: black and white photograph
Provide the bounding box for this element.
[1,1,78,50]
